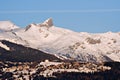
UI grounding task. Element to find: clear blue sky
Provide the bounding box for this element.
[0,0,120,33]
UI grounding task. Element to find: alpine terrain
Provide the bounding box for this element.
[0,18,120,62]
[0,18,120,80]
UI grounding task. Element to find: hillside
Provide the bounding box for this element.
[0,40,61,62]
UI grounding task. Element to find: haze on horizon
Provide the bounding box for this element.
[0,0,120,33]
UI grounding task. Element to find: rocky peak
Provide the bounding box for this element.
[39,18,53,27]
[25,18,53,32]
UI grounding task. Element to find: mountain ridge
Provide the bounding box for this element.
[0,18,120,63]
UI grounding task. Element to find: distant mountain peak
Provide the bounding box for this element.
[25,18,53,32]
[0,21,19,31]
[39,18,53,27]
[25,23,37,31]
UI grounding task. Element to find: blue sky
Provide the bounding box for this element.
[0,0,120,33]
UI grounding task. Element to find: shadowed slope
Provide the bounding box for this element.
[0,40,61,62]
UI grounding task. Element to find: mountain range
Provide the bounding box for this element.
[0,18,120,63]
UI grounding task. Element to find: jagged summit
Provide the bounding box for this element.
[25,18,53,32]
[0,21,19,31]
[39,18,53,27]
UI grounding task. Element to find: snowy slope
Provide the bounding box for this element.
[0,21,19,31]
[0,18,120,62]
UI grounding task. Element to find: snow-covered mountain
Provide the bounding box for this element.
[0,18,120,62]
[0,21,19,31]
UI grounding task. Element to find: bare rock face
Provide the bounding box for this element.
[25,18,53,32]
[39,18,53,27]
[46,18,53,27]
[25,23,37,32]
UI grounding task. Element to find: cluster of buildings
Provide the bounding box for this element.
[0,60,111,80]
